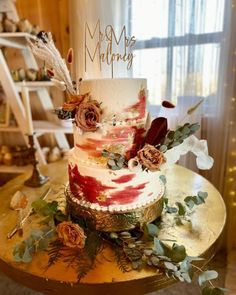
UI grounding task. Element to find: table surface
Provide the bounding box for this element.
[0,161,226,295]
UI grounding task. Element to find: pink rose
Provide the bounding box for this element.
[137,144,166,171]
[75,100,102,132]
[56,221,86,249]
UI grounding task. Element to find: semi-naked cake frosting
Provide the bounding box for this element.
[68,78,164,212]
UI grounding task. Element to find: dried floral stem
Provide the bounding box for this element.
[27,32,75,94]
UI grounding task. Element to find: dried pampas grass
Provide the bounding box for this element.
[27,32,75,94]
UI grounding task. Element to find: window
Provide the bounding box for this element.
[130,0,225,106]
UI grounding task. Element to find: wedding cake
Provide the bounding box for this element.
[67,78,165,212]
[28,31,213,231]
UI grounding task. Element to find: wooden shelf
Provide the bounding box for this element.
[33,120,73,135]
[0,165,30,173]
[0,1,71,166]
[0,32,36,39]
[0,126,21,132]
[0,32,35,49]
[15,81,55,91]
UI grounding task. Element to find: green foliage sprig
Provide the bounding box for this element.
[11,185,226,294]
[13,227,55,263]
[102,149,127,170]
[105,226,226,295]
[158,123,200,152]
[32,199,67,225]
[163,191,208,225]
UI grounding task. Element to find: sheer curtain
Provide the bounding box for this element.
[69,0,235,194]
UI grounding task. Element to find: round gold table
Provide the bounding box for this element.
[0,161,226,295]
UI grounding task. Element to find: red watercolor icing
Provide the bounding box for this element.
[124,90,146,120]
[76,142,101,157]
[112,174,135,184]
[110,183,148,204]
[148,192,153,197]
[69,164,147,206]
[76,126,145,159]
[69,164,115,203]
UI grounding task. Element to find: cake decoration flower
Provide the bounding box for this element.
[62,92,90,112]
[75,100,102,132]
[137,144,166,171]
[56,221,86,249]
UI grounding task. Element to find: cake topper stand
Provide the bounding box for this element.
[24,133,49,187]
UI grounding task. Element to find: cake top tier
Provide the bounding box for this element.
[80,78,147,121]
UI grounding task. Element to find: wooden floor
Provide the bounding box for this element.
[226,251,236,294]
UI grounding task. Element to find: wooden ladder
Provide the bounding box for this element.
[0,1,72,165]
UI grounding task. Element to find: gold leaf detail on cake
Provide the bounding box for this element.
[94,157,108,166]
[107,144,126,155]
[128,133,134,144]
[96,194,107,202]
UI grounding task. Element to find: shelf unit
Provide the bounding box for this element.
[0,165,30,173]
[0,11,72,172]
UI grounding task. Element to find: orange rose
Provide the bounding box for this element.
[56,221,86,249]
[75,100,102,132]
[137,144,166,171]
[62,92,90,112]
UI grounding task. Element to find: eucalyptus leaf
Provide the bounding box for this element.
[167,131,175,139]
[166,206,178,214]
[101,149,109,157]
[159,175,167,185]
[184,196,195,209]
[198,191,208,200]
[153,238,166,256]
[198,270,218,286]
[176,202,186,216]
[22,246,32,263]
[13,252,22,262]
[146,223,159,237]
[182,126,191,135]
[169,243,187,263]
[164,261,178,271]
[181,271,192,283]
[159,145,168,153]
[174,130,182,140]
[174,271,185,282]
[190,124,200,132]
[180,258,191,272]
[194,195,206,205]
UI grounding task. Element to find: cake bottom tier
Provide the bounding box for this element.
[67,189,164,231]
[68,148,164,209]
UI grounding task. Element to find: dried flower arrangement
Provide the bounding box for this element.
[28,32,103,132]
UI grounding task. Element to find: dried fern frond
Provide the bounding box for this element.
[27,32,75,94]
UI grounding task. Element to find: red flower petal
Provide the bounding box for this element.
[162,100,176,108]
[143,117,168,146]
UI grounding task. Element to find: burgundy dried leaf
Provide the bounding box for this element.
[162,100,176,108]
[67,48,73,64]
[143,117,168,146]
[47,68,54,77]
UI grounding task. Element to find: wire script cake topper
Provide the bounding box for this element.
[85,19,136,78]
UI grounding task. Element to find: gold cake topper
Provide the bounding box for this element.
[85,19,136,78]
